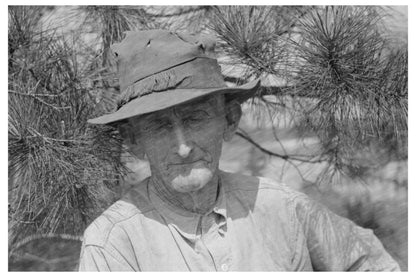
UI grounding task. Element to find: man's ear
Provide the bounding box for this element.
[223,100,242,141]
[118,122,145,159]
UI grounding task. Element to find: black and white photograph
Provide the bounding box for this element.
[7,4,408,272]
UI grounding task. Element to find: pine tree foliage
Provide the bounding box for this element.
[8,6,129,254]
[209,6,407,182]
[291,7,407,175]
[81,6,157,66]
[146,6,212,32]
[210,6,310,82]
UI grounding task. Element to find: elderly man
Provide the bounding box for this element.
[79,30,399,271]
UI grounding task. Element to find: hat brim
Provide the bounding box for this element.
[88,79,261,125]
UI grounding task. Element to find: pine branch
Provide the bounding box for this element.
[145,6,211,18]
[235,131,326,164]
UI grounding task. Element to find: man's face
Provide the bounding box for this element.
[128,94,236,193]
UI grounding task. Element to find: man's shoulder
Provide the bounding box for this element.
[82,200,139,247]
[220,171,310,223]
[220,171,347,220]
[220,170,302,199]
[82,178,154,247]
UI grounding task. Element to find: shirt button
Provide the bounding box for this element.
[221,264,228,271]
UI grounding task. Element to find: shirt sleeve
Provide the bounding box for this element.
[291,193,400,271]
[78,218,140,272]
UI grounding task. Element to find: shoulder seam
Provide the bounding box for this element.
[102,210,142,246]
[84,206,156,247]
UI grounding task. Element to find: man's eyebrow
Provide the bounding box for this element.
[138,112,167,124]
[181,104,209,112]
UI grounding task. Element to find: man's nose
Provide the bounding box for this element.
[173,124,193,158]
[178,143,192,158]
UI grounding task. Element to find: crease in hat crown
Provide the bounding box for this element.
[112,30,219,93]
[88,29,260,125]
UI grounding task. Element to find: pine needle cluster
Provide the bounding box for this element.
[291,6,407,175]
[210,6,307,81]
[209,6,407,183]
[8,6,128,254]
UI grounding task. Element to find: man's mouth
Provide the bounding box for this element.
[168,159,205,166]
[166,159,212,177]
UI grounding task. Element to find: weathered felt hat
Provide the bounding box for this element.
[88,29,260,125]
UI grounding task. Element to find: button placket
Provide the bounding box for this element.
[200,212,231,271]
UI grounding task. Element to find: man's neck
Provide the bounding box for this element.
[150,173,219,215]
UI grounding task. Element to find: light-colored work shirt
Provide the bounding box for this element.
[78,171,400,271]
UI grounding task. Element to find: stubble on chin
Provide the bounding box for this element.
[171,167,214,193]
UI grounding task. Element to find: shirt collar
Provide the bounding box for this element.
[148,174,227,241]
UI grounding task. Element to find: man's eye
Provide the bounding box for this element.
[188,110,210,120]
[184,115,207,124]
[185,116,201,122]
[143,120,171,131]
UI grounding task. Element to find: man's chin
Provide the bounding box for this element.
[171,168,213,193]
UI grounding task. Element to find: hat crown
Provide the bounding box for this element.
[112,30,217,92]
[87,29,261,125]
